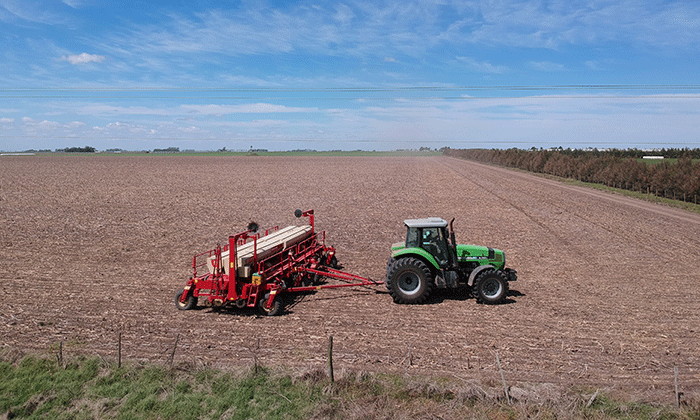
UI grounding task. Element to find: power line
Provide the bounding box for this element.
[3,95,700,100]
[2,84,700,92]
[2,135,698,146]
[2,84,699,99]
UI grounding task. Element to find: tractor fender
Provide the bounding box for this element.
[391,248,440,271]
[468,264,496,286]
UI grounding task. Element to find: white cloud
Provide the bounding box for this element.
[585,60,601,71]
[528,61,566,72]
[210,119,289,129]
[82,0,700,84]
[316,94,700,148]
[62,0,82,8]
[438,1,700,51]
[37,120,62,129]
[60,52,105,65]
[0,0,66,24]
[456,56,508,74]
[20,117,87,132]
[101,2,442,60]
[77,104,170,116]
[21,117,63,132]
[0,117,15,123]
[93,121,149,134]
[180,103,317,115]
[218,74,279,87]
[334,3,354,24]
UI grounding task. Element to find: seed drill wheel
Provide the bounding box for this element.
[175,290,197,310]
[329,255,339,269]
[258,293,282,316]
[472,269,509,305]
[386,257,433,304]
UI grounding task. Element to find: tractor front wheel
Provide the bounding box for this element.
[472,269,509,305]
[258,294,282,316]
[386,257,433,304]
[175,290,197,310]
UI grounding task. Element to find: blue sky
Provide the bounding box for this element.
[1,0,699,151]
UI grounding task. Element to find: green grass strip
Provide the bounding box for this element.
[1,354,698,419]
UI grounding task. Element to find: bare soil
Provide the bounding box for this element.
[1,155,699,402]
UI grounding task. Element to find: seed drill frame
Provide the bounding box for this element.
[175,209,382,315]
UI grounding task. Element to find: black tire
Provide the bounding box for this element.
[472,269,509,305]
[386,257,433,304]
[385,257,396,291]
[175,289,197,310]
[258,293,283,316]
[329,255,339,269]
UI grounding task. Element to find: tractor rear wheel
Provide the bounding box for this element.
[472,269,508,305]
[386,257,433,304]
[258,294,282,316]
[175,290,197,310]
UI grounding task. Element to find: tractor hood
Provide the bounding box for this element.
[456,244,505,268]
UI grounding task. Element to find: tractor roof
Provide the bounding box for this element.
[404,217,448,228]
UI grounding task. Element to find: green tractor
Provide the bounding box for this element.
[386,217,517,305]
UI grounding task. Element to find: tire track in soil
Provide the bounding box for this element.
[434,156,700,394]
[439,157,700,257]
[438,158,573,248]
[439,157,700,264]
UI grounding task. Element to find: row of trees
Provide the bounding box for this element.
[55,146,97,153]
[524,147,700,159]
[444,148,700,203]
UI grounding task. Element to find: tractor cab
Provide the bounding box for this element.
[404,217,453,268]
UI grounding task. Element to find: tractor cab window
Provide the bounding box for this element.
[406,227,420,248]
[421,227,449,265]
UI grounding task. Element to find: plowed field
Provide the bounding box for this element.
[1,155,699,400]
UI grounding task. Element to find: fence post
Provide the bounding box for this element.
[245,337,261,375]
[254,338,260,374]
[674,366,680,407]
[405,344,412,375]
[328,336,334,382]
[495,351,510,404]
[586,389,600,408]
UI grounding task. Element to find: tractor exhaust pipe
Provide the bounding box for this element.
[449,218,459,269]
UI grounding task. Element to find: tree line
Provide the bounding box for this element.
[444,148,700,204]
[55,146,97,153]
